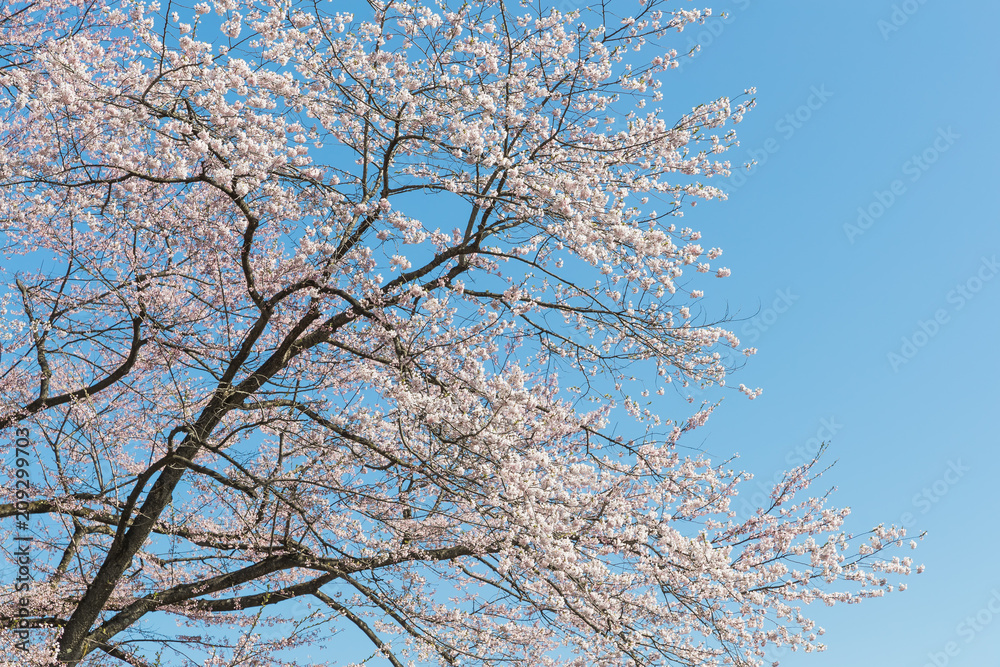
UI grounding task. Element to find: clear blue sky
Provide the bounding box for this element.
[656,1,1000,665]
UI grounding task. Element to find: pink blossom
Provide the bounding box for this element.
[0,1,913,664]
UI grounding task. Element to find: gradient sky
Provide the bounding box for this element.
[652,1,1000,665]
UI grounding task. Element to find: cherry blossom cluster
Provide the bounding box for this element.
[0,0,914,665]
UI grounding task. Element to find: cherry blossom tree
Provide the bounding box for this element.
[0,0,918,665]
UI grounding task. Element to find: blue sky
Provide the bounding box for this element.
[655,1,1000,665]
